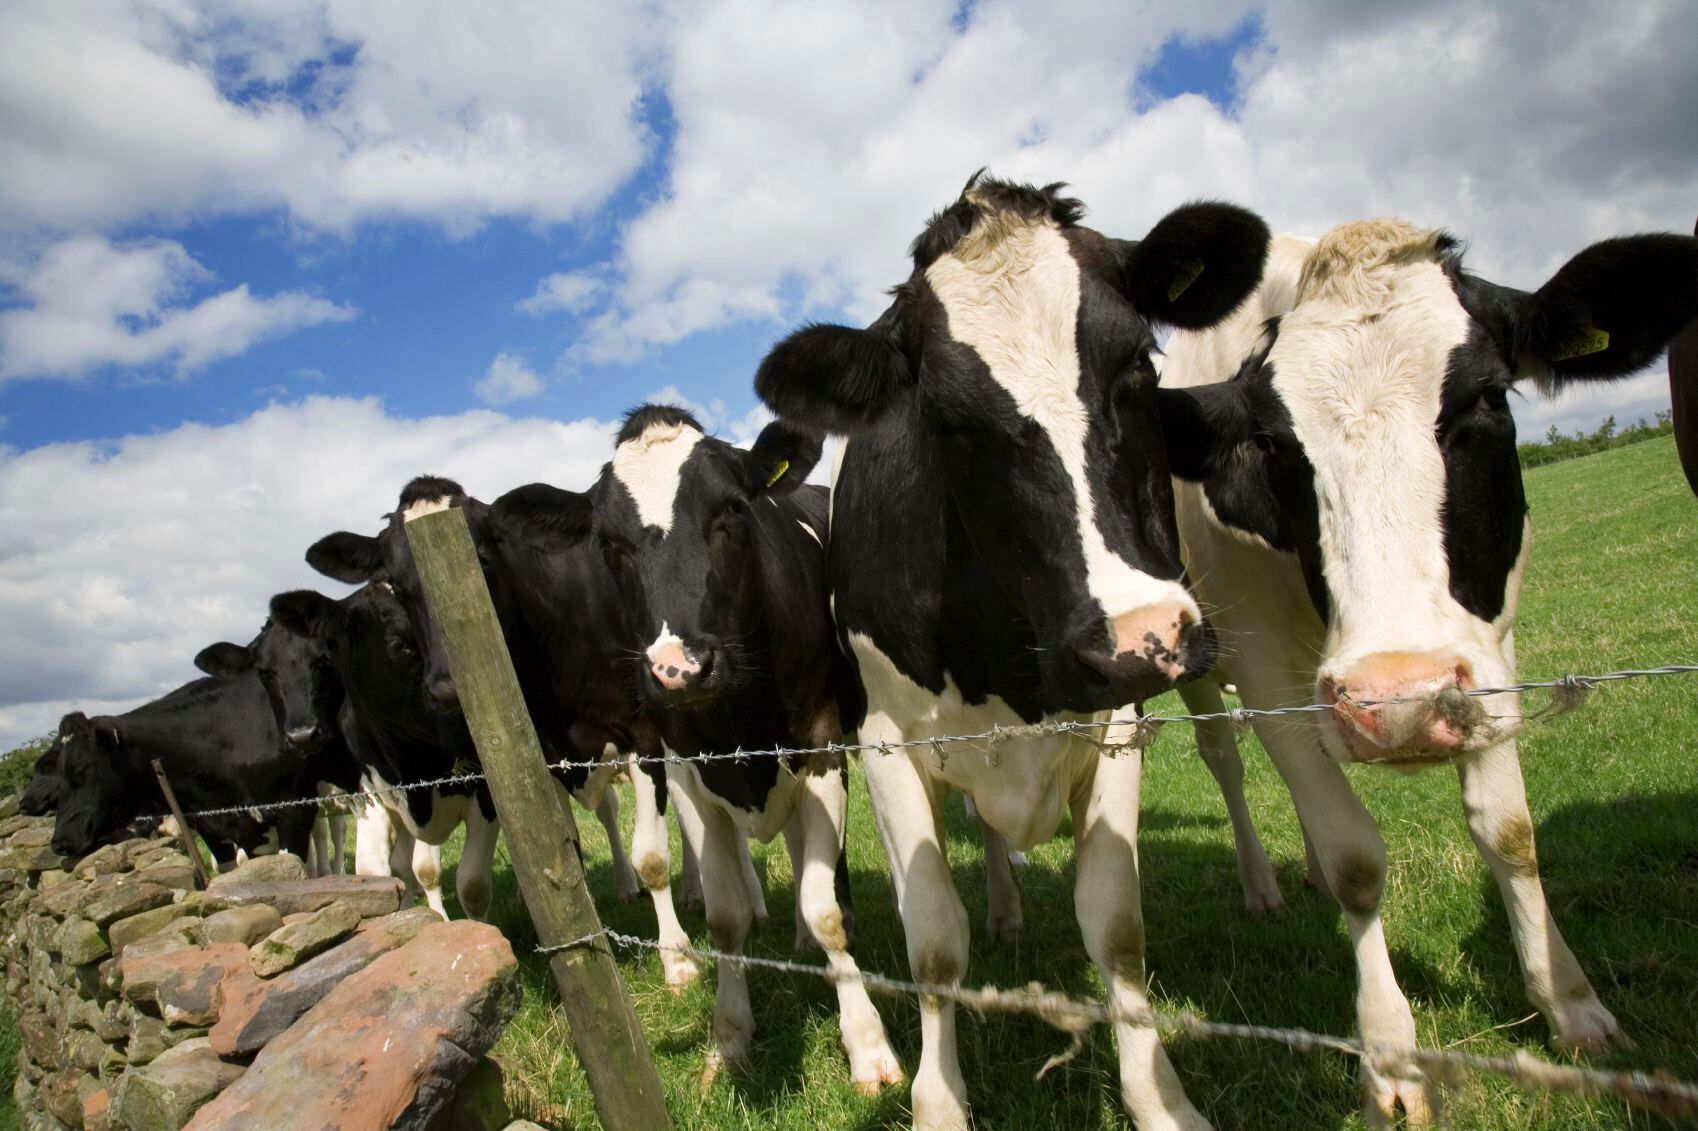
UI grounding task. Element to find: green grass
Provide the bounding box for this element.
[459,435,1698,1129]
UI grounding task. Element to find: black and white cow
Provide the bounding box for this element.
[755,173,1271,1130]
[194,622,361,877]
[269,582,497,919]
[493,404,899,1088]
[50,673,319,865]
[1157,220,1698,1124]
[1669,218,1698,493]
[305,479,695,974]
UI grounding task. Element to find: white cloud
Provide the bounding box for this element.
[472,352,544,405]
[0,0,657,235]
[1511,367,1674,441]
[517,271,605,317]
[0,395,618,751]
[0,235,354,381]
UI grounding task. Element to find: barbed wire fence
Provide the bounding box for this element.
[14,661,1698,1118]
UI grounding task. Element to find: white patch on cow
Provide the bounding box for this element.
[796,519,821,545]
[401,496,452,523]
[925,210,1195,625]
[645,622,684,666]
[612,419,703,533]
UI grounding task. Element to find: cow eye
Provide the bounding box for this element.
[1252,432,1277,456]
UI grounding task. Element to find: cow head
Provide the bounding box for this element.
[756,172,1270,711]
[1161,220,1698,764]
[19,742,62,815]
[271,585,429,728]
[593,405,822,708]
[305,476,491,711]
[194,622,339,753]
[50,711,137,858]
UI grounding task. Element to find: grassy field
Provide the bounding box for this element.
[7,436,1695,1129]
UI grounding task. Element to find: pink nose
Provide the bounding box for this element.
[649,642,702,692]
[1109,604,1195,681]
[1318,651,1474,762]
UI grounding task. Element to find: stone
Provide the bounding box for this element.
[127,846,179,872]
[127,1015,167,1066]
[132,860,198,891]
[161,1026,211,1049]
[110,905,195,956]
[186,921,520,1131]
[155,946,248,1027]
[111,1046,244,1131]
[500,1122,550,1131]
[42,1070,91,1127]
[12,825,55,848]
[56,916,110,965]
[72,843,126,877]
[205,854,306,889]
[38,881,94,921]
[37,868,73,890]
[0,813,52,837]
[119,939,228,1005]
[11,1073,35,1115]
[210,906,441,1057]
[152,1037,214,1065]
[200,874,402,918]
[249,899,361,978]
[94,1001,131,1042]
[0,844,70,871]
[424,1056,511,1131]
[0,792,18,819]
[83,882,174,928]
[198,905,282,948]
[19,1009,60,1070]
[83,1085,113,1131]
[66,1030,112,1073]
[279,912,314,926]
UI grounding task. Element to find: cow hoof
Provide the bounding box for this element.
[848,1047,904,1096]
[679,889,704,912]
[1551,998,1631,1052]
[1361,1065,1437,1128]
[699,1045,748,1090]
[663,953,701,992]
[1241,880,1284,915]
[984,907,1023,943]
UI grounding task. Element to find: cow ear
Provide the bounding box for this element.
[1516,233,1698,385]
[743,421,823,497]
[305,531,385,584]
[488,483,594,553]
[193,642,252,678]
[755,297,912,435]
[269,590,344,642]
[1157,383,1250,482]
[1118,202,1272,330]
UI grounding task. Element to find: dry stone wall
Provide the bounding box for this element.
[0,802,542,1131]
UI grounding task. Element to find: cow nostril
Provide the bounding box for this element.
[427,678,459,707]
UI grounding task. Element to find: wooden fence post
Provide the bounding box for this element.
[405,506,673,1131]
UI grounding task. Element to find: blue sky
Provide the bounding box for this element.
[1,0,1693,748]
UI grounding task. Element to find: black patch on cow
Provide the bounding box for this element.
[909,170,1085,271]
[618,404,703,446]
[397,475,467,511]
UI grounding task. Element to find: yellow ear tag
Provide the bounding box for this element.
[765,458,790,488]
[1552,324,1610,362]
[1167,259,1206,303]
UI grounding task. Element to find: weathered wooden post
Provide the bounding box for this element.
[405,506,673,1131]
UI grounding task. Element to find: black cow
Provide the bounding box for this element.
[194,621,361,877]
[491,404,898,1088]
[1668,217,1698,493]
[754,172,1270,1128]
[270,582,497,920]
[50,673,319,866]
[301,481,693,959]
[19,744,61,816]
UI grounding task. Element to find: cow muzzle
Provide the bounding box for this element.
[1063,601,1211,709]
[285,724,324,752]
[426,675,460,711]
[1318,651,1481,764]
[645,638,719,705]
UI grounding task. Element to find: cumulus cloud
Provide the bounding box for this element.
[517,271,605,317]
[0,396,618,750]
[0,236,354,381]
[472,352,545,405]
[0,0,657,235]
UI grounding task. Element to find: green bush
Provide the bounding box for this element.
[0,735,53,801]
[1518,410,1673,469]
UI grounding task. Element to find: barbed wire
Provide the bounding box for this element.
[536,926,1698,1120]
[148,662,1698,822]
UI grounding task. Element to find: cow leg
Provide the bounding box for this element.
[454,808,497,922]
[861,717,965,1131]
[1254,713,1434,1127]
[793,755,902,1094]
[1457,740,1623,1049]
[354,802,393,877]
[309,813,330,878]
[1178,679,1282,913]
[328,812,347,875]
[979,820,1023,941]
[411,838,448,919]
[630,756,698,989]
[678,811,704,911]
[739,831,769,929]
[686,784,756,1085]
[782,822,813,952]
[593,786,640,904]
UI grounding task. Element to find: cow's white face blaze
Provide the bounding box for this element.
[927,209,1200,654]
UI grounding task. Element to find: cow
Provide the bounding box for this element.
[753,172,1272,1130]
[492,404,900,1089]
[49,672,320,866]
[193,621,362,877]
[19,744,62,816]
[1156,219,1698,1124]
[1668,218,1698,493]
[268,581,498,920]
[304,479,697,980]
